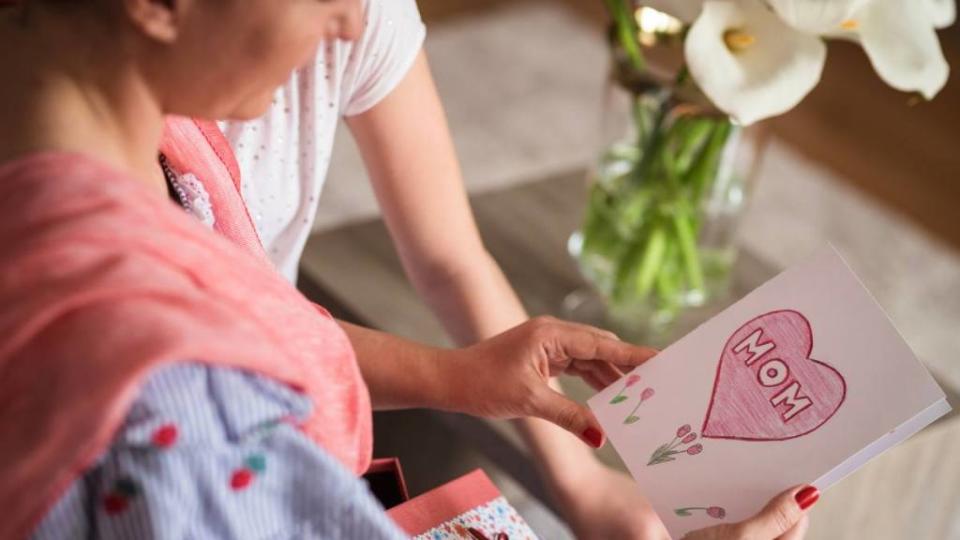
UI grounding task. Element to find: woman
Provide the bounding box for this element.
[0,0,815,538]
[215,0,735,536]
[217,1,672,532]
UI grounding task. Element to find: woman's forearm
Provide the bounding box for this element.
[337,320,453,411]
[345,50,606,494]
[404,251,599,489]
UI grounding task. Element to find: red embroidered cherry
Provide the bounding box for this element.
[103,493,128,515]
[151,423,179,449]
[230,468,254,491]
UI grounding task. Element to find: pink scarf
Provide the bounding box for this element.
[0,118,373,538]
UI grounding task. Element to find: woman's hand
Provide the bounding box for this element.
[683,485,817,540]
[437,316,658,447]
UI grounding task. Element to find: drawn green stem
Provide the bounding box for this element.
[622,395,650,424]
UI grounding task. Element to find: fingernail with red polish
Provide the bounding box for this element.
[795,486,819,510]
[582,427,603,448]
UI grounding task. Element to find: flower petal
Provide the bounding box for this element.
[856,0,950,98]
[767,0,870,33]
[685,0,826,124]
[925,0,956,28]
[643,0,706,23]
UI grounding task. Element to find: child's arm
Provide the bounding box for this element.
[345,50,669,538]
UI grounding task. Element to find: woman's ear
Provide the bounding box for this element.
[121,0,181,43]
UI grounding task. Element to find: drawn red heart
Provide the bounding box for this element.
[702,310,846,441]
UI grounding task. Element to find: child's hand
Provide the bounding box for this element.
[439,316,657,447]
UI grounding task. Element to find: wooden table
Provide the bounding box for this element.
[298,169,960,539]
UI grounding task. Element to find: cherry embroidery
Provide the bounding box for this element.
[151,423,179,449]
[230,468,254,491]
[230,454,268,491]
[102,476,139,516]
[102,494,128,515]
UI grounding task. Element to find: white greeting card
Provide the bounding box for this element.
[588,246,950,538]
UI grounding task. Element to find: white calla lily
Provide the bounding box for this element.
[766,0,870,33]
[925,0,956,28]
[684,0,826,125]
[642,0,706,23]
[829,0,949,99]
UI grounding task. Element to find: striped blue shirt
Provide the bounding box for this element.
[31,363,407,539]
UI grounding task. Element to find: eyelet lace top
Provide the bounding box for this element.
[160,153,216,228]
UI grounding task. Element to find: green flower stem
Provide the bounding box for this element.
[686,122,734,203]
[635,224,667,297]
[654,241,678,306]
[674,119,714,175]
[603,0,645,72]
[673,205,705,294]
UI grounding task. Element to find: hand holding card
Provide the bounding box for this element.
[588,246,950,538]
[682,485,817,540]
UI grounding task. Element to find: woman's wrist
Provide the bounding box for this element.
[417,346,466,412]
[340,320,462,411]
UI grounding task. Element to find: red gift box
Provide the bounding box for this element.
[387,469,537,539]
[363,457,410,509]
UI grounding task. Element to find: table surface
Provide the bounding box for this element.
[298,170,960,540]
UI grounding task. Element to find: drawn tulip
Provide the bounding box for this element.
[648,422,705,465]
[622,386,657,424]
[610,374,643,404]
[675,505,727,519]
[707,506,726,519]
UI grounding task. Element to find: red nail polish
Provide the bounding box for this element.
[582,427,603,448]
[795,486,819,510]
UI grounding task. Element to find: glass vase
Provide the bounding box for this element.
[569,16,767,342]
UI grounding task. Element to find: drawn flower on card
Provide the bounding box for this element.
[647,424,704,465]
[675,506,726,519]
[610,374,642,404]
[623,387,656,424]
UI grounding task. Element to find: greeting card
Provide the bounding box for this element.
[588,246,950,538]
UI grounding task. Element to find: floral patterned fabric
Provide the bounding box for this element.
[414,497,538,540]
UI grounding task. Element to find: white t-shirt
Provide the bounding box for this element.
[219,0,425,282]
